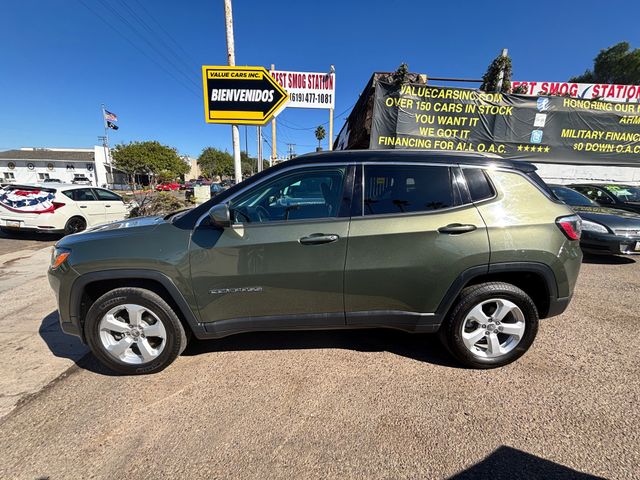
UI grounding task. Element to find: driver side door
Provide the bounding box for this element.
[189,165,354,336]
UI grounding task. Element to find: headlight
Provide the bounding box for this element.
[581,220,609,233]
[50,247,71,269]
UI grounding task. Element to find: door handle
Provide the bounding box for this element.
[299,233,339,245]
[105,205,111,208]
[80,206,87,209]
[437,223,477,234]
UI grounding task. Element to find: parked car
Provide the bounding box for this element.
[210,182,224,196]
[0,184,131,235]
[550,185,640,255]
[569,183,640,214]
[48,150,582,374]
[43,178,62,183]
[155,182,180,192]
[72,176,92,185]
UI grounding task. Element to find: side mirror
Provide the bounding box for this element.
[208,203,231,227]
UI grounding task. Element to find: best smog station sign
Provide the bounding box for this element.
[201,66,288,125]
[369,81,640,165]
[270,70,336,109]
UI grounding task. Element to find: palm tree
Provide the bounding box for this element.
[315,125,326,150]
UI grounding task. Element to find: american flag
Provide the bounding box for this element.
[104,110,118,122]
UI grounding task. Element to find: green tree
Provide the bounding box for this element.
[480,50,512,93]
[197,147,234,179]
[570,42,640,84]
[315,125,326,149]
[112,141,187,186]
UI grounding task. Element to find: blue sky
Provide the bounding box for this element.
[1,0,639,158]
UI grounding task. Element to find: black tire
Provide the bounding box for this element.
[84,287,188,375]
[438,282,539,369]
[63,216,87,236]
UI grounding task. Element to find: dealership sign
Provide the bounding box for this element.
[354,81,640,165]
[512,81,640,103]
[270,70,335,109]
[201,66,289,125]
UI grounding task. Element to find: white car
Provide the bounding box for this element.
[0,183,131,235]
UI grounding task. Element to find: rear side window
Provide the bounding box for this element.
[64,188,97,201]
[525,171,555,198]
[364,165,455,215]
[462,168,494,202]
[94,189,121,201]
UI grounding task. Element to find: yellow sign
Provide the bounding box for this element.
[202,66,289,125]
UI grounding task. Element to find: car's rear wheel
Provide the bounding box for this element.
[84,287,188,375]
[439,282,539,368]
[63,216,86,235]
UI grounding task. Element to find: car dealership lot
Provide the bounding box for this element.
[0,245,638,479]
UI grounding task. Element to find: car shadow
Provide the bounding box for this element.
[447,445,605,479]
[38,311,120,376]
[582,253,636,265]
[40,310,460,375]
[183,328,461,368]
[0,230,62,241]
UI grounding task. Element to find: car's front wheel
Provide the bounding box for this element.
[84,287,188,374]
[439,282,539,368]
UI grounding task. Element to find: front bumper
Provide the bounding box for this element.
[581,231,640,255]
[47,263,83,341]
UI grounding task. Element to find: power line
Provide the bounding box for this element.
[95,0,200,90]
[114,0,196,75]
[77,0,200,97]
[130,0,200,67]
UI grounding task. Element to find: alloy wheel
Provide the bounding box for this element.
[98,304,167,364]
[460,298,526,358]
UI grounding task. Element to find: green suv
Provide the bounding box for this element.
[48,150,582,374]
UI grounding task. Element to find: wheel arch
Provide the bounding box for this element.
[70,270,203,342]
[435,262,561,321]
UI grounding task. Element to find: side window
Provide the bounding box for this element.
[68,188,97,201]
[230,167,346,223]
[462,168,494,202]
[94,189,121,201]
[581,187,614,204]
[364,165,455,215]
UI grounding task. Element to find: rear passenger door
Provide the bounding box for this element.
[93,188,128,222]
[344,162,490,330]
[66,188,106,225]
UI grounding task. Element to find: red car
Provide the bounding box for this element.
[155,182,180,191]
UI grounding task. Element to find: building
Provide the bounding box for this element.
[184,156,201,180]
[0,146,112,186]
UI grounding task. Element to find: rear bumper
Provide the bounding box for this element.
[581,231,640,255]
[546,295,572,318]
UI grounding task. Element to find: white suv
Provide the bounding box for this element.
[0,184,130,235]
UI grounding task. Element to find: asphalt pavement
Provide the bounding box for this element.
[0,229,59,256]
[0,249,638,479]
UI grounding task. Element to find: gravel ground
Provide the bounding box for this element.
[0,255,638,480]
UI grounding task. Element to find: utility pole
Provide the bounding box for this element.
[270,64,277,166]
[286,143,296,160]
[257,126,263,173]
[223,0,242,183]
[328,65,335,151]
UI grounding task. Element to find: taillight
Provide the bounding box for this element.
[52,202,65,210]
[556,215,582,240]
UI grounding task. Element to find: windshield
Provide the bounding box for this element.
[550,186,597,207]
[605,185,640,202]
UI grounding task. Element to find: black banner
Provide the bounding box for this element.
[370,81,640,165]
